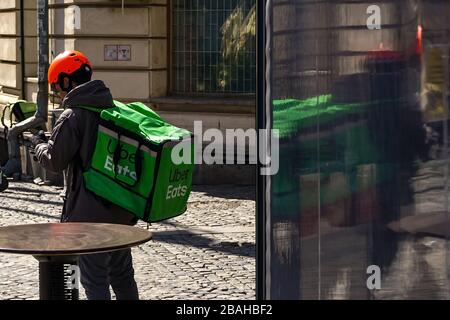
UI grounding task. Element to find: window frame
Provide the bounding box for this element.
[168,0,256,97]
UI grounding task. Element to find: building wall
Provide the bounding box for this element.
[0,0,256,184]
[48,0,168,101]
[0,0,37,103]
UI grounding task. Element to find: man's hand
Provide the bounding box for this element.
[31,130,48,147]
[34,143,48,162]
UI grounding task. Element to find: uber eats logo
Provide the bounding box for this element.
[103,140,138,181]
[166,168,190,200]
[101,137,191,200]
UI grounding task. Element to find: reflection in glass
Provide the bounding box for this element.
[266,0,450,299]
[172,0,256,93]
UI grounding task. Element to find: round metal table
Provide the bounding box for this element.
[0,223,152,300]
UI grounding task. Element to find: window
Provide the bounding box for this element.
[171,0,256,94]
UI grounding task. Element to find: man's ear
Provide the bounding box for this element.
[63,77,70,90]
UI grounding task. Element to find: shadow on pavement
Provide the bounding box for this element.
[1,194,63,207]
[152,230,255,258]
[5,185,62,196]
[192,185,255,201]
[0,205,59,221]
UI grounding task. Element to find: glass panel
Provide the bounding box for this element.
[267,0,450,299]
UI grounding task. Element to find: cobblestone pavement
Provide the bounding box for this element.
[0,182,255,300]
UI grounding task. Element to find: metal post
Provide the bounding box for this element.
[20,0,26,100]
[39,260,66,300]
[36,0,49,121]
[256,0,266,301]
[35,256,79,300]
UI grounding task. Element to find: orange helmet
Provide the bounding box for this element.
[48,50,92,85]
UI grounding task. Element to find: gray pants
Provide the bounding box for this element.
[78,249,139,300]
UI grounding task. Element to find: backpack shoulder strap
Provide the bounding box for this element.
[1,103,11,128]
[1,103,12,135]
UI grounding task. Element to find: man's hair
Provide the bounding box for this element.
[57,63,92,91]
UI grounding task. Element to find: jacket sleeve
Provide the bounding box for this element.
[36,109,81,173]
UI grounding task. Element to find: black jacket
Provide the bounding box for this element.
[38,80,137,225]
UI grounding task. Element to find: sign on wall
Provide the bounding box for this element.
[104,45,131,61]
[118,45,132,61]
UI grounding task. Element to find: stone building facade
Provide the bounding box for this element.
[0,0,256,184]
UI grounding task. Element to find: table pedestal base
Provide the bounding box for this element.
[34,256,80,300]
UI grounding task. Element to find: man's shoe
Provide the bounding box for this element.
[1,158,21,177]
[0,171,8,192]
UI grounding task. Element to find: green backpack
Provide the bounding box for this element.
[78,100,194,223]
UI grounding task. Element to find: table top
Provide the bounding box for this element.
[0,223,152,256]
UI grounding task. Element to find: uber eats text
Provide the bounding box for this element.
[103,139,190,200]
[103,140,137,181]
